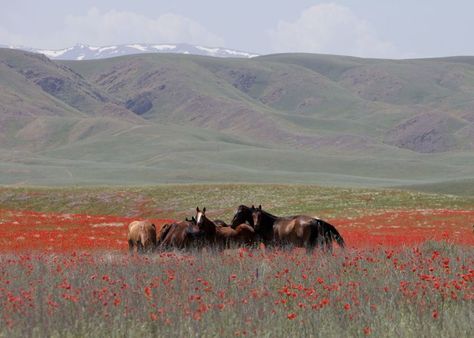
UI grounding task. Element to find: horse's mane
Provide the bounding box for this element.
[260,209,278,221]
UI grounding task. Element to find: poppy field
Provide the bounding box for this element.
[0,185,473,337]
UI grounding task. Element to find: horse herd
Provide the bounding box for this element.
[127,205,345,254]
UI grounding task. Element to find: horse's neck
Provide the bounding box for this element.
[262,211,278,223]
[203,215,217,233]
[232,210,252,227]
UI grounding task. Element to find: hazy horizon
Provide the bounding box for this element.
[1,1,474,59]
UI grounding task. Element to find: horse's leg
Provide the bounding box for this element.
[304,233,314,254]
[151,235,158,253]
[128,240,134,255]
[137,241,144,255]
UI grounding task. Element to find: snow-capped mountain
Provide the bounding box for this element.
[2,43,259,60]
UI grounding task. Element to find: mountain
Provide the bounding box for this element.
[1,47,474,189]
[2,43,259,60]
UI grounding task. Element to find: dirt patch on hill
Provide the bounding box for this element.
[384,112,467,153]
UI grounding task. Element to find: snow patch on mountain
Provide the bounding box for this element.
[1,43,259,60]
[152,44,176,51]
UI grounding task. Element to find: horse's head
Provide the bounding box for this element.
[251,205,263,231]
[195,207,206,227]
[231,205,254,228]
[195,207,218,239]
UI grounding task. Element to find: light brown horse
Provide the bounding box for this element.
[127,220,157,254]
[251,205,345,251]
[195,207,256,248]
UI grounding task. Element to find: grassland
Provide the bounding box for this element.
[2,184,473,220]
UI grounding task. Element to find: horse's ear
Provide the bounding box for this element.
[258,205,262,210]
[251,205,255,209]
[203,207,206,213]
[196,207,200,212]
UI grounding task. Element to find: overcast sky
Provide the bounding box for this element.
[1,0,473,58]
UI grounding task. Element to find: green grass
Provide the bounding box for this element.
[398,178,474,196]
[1,184,473,220]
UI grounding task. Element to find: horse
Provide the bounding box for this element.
[186,216,227,228]
[251,205,345,251]
[231,205,254,229]
[196,207,256,248]
[127,220,157,254]
[157,219,205,250]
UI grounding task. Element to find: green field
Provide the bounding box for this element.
[2,184,473,220]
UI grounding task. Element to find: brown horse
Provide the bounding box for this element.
[127,220,157,254]
[195,207,255,248]
[251,205,345,251]
[231,205,254,229]
[157,219,205,250]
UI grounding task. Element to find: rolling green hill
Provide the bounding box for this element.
[1,48,474,192]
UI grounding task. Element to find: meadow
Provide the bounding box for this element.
[0,184,473,337]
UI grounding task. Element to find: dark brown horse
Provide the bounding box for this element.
[196,207,255,248]
[251,205,345,251]
[157,219,205,250]
[231,205,254,229]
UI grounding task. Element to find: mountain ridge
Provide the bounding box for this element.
[1,48,474,187]
[1,43,259,60]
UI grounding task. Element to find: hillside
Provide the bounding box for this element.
[1,48,474,189]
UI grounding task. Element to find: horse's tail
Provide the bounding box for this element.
[320,219,345,248]
[310,219,345,248]
[157,223,174,245]
[139,230,148,249]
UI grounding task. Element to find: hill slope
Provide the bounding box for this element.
[1,48,474,189]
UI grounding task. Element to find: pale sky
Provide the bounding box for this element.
[1,0,473,58]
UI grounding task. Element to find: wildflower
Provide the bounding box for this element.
[144,286,152,299]
[344,303,351,311]
[287,313,297,320]
[320,298,329,307]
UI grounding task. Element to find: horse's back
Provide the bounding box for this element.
[236,224,256,243]
[127,221,141,240]
[160,221,198,249]
[128,220,156,242]
[273,215,315,245]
